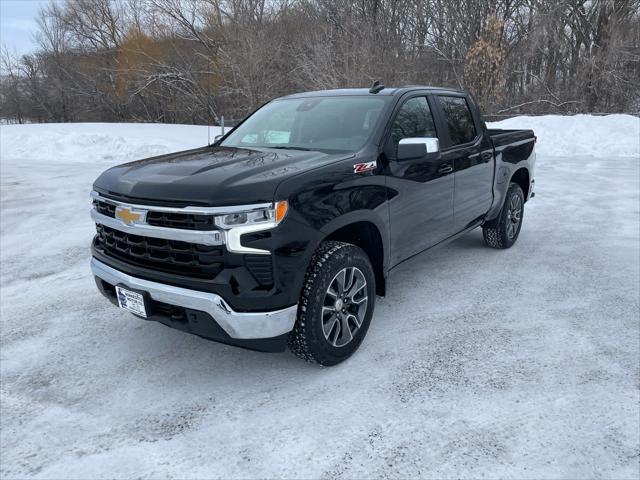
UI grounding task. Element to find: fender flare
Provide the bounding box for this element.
[316,209,390,277]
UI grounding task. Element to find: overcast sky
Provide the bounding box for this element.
[1,0,59,56]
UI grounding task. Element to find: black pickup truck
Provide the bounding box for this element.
[91,85,535,365]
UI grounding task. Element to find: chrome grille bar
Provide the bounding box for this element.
[90,208,224,246]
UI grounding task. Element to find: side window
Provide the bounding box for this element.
[389,97,437,148]
[439,96,477,145]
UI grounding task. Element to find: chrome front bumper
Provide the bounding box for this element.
[91,258,298,339]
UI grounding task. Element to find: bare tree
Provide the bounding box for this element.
[1,0,638,125]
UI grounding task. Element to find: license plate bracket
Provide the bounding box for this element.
[115,285,148,318]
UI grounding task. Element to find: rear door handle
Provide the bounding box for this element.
[438,164,454,175]
[481,152,493,162]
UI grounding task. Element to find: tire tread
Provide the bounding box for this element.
[482,182,524,249]
[288,241,373,365]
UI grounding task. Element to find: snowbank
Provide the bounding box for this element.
[1,115,637,167]
[0,123,219,165]
[488,114,639,158]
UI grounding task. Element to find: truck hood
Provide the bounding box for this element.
[93,146,349,206]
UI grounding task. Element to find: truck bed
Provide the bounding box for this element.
[487,128,535,149]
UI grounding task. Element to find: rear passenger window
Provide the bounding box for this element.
[389,97,437,147]
[439,96,477,145]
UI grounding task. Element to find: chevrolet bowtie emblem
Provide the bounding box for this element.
[115,206,145,225]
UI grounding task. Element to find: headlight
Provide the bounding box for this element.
[214,200,288,229]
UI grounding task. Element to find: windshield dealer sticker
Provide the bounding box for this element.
[354,161,377,174]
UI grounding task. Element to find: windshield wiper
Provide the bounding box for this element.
[268,145,313,151]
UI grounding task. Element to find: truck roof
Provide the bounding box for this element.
[278,86,466,100]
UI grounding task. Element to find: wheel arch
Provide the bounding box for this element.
[321,218,387,296]
[510,167,531,201]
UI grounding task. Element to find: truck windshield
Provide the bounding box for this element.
[220,96,389,153]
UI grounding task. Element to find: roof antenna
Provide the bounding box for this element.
[369,80,385,94]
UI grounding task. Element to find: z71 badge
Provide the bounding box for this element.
[353,161,377,173]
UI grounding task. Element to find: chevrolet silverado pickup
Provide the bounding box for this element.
[90,85,536,365]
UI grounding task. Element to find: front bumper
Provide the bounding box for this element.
[92,258,298,348]
[90,190,314,312]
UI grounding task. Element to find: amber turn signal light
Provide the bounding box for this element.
[275,200,289,224]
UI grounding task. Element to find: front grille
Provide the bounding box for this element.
[93,198,217,231]
[94,224,224,279]
[93,200,115,218]
[146,211,217,231]
[92,196,275,286]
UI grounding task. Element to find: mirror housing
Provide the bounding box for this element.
[397,137,439,161]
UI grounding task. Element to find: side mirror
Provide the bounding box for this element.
[214,134,223,142]
[397,137,439,161]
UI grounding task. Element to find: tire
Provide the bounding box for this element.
[482,182,525,249]
[288,241,376,366]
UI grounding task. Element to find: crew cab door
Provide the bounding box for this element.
[384,95,455,265]
[434,95,494,230]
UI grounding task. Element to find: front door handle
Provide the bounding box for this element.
[481,152,493,162]
[438,164,454,175]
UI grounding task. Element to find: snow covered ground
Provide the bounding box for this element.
[1,116,639,479]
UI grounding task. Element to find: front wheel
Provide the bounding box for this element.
[288,241,376,366]
[482,182,525,249]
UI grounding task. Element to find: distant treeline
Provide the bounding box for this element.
[1,0,639,124]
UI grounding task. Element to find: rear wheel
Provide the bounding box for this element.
[483,182,524,249]
[288,241,375,366]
